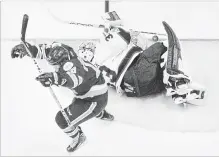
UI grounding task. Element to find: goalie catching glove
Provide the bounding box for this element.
[36,72,61,87]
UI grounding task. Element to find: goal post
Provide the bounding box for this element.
[105,0,109,13]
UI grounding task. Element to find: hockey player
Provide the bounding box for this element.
[78,11,205,105]
[11,42,114,152]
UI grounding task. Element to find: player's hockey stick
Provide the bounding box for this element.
[20,14,71,125]
[47,8,166,36]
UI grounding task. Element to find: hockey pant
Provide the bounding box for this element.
[55,92,108,139]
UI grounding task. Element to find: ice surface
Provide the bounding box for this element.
[1,40,219,156]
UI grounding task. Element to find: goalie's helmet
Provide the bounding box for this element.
[78,41,96,62]
[47,46,71,65]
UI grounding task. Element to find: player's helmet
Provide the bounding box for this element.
[78,41,96,62]
[47,46,70,65]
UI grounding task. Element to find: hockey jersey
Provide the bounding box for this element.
[29,42,108,99]
[57,58,107,99]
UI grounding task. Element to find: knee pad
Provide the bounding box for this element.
[55,111,69,129]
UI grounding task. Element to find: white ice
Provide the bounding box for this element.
[1,40,219,156]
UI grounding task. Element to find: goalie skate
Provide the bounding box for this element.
[164,69,191,97]
[172,88,205,105]
[165,74,206,105]
[162,21,206,105]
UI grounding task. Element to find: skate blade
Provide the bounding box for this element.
[185,100,205,106]
[178,100,204,108]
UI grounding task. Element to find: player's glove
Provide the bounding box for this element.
[36,72,59,87]
[11,43,29,58]
[11,42,37,59]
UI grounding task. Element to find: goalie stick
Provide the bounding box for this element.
[47,8,166,36]
[20,14,71,125]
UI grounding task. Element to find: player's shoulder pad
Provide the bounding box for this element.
[63,61,74,72]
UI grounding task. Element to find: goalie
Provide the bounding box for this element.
[77,11,205,105]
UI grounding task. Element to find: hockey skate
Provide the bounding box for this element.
[162,21,205,106]
[164,69,191,97]
[172,89,205,105]
[96,110,114,121]
[165,73,205,106]
[66,126,86,153]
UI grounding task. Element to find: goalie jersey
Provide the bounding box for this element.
[97,25,166,97]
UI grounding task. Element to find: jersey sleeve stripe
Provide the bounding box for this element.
[75,83,108,99]
[66,73,79,89]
